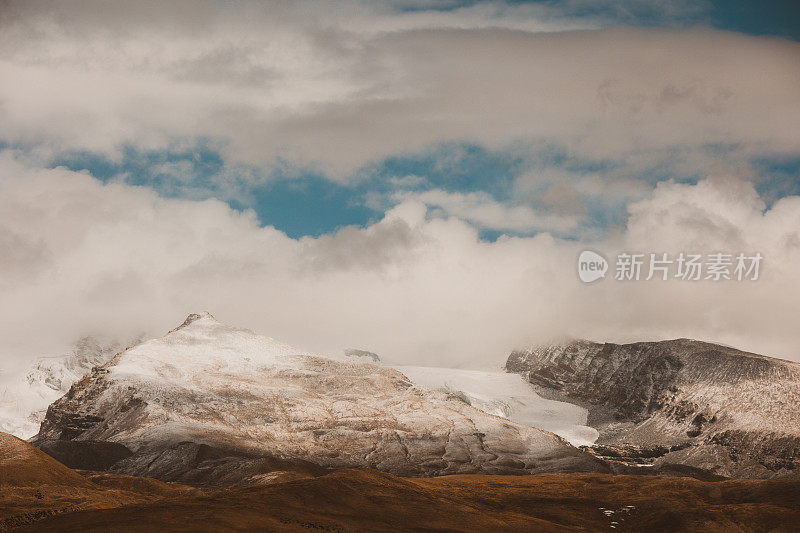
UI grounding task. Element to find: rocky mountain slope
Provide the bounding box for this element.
[506,339,800,478]
[0,337,134,438]
[32,313,604,484]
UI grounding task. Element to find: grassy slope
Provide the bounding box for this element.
[11,469,800,532]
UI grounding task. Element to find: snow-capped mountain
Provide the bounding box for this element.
[394,366,598,446]
[33,313,604,483]
[0,337,134,438]
[506,339,800,478]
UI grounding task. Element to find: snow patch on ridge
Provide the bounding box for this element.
[393,366,599,446]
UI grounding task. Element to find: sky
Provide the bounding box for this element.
[0,0,799,371]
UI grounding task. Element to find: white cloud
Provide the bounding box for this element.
[394,189,580,233]
[1,156,799,379]
[0,3,797,179]
[0,1,798,381]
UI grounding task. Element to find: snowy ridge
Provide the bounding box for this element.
[34,314,603,479]
[394,366,598,446]
[0,336,134,438]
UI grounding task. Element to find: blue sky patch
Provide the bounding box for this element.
[40,137,800,242]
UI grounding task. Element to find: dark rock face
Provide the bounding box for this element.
[34,440,133,471]
[107,441,329,487]
[31,436,329,488]
[508,340,685,420]
[35,371,127,443]
[506,339,800,478]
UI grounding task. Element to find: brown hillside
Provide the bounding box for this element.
[17,468,800,532]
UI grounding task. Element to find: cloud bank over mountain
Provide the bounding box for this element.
[1,154,798,374]
[0,1,798,374]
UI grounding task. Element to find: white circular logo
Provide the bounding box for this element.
[577,250,608,283]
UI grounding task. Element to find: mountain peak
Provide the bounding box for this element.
[33,315,595,480]
[175,312,217,330]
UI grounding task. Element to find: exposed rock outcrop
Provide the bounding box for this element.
[344,348,381,363]
[506,339,800,478]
